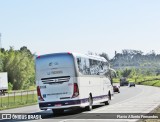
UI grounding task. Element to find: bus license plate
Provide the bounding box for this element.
[55,104,62,107]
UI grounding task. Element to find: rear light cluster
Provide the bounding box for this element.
[72,83,79,98]
[37,55,41,59]
[37,86,44,101]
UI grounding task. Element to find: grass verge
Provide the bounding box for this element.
[113,77,160,87]
[0,94,37,110]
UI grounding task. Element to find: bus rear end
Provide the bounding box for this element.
[35,53,79,112]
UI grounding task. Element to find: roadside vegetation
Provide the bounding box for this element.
[112,68,160,87]
[0,46,35,90]
[110,49,160,87]
[0,47,160,110]
[0,91,37,110]
[0,47,36,110]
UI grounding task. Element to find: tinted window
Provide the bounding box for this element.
[77,57,90,75]
[76,57,109,76]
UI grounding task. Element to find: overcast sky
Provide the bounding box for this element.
[0,0,160,58]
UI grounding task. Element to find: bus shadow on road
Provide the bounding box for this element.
[0,104,106,122]
[39,104,105,119]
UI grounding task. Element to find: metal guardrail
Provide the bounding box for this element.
[0,90,37,108]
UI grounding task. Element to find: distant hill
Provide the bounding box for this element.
[110,50,160,71]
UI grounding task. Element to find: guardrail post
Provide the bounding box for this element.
[14,92,15,104]
[21,91,22,103]
[32,90,34,102]
[27,90,28,103]
[1,96,2,107]
[8,92,9,106]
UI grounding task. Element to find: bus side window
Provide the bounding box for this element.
[89,59,99,75]
[84,58,90,75]
[99,62,103,70]
[77,57,82,73]
[103,62,109,77]
[98,61,104,75]
[80,58,89,75]
[77,57,90,75]
[77,58,81,64]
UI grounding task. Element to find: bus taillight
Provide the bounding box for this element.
[37,86,44,101]
[37,55,41,59]
[72,83,79,98]
[67,52,72,55]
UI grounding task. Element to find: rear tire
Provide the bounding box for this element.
[85,95,93,111]
[52,109,64,115]
[104,93,111,105]
[2,91,5,96]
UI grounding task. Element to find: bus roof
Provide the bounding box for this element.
[72,53,107,62]
[36,52,107,62]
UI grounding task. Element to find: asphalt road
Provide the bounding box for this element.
[0,85,160,122]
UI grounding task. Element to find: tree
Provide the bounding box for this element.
[20,46,32,57]
[3,46,35,90]
[0,52,4,71]
[121,69,132,77]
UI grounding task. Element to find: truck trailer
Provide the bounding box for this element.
[0,72,8,95]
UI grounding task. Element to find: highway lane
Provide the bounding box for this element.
[0,84,141,113]
[0,85,160,122]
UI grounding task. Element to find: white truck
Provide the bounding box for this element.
[0,72,8,95]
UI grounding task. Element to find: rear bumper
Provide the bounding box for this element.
[39,94,109,110]
[113,87,119,92]
[39,99,89,110]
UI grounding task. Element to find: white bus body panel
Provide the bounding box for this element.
[35,53,113,110]
[78,76,113,104]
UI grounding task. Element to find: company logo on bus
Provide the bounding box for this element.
[47,71,63,75]
[49,62,52,66]
[49,62,58,66]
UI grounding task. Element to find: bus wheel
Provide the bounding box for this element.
[2,91,5,96]
[104,93,111,105]
[52,109,64,115]
[86,95,93,111]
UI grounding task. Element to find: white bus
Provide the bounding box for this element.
[35,52,114,114]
